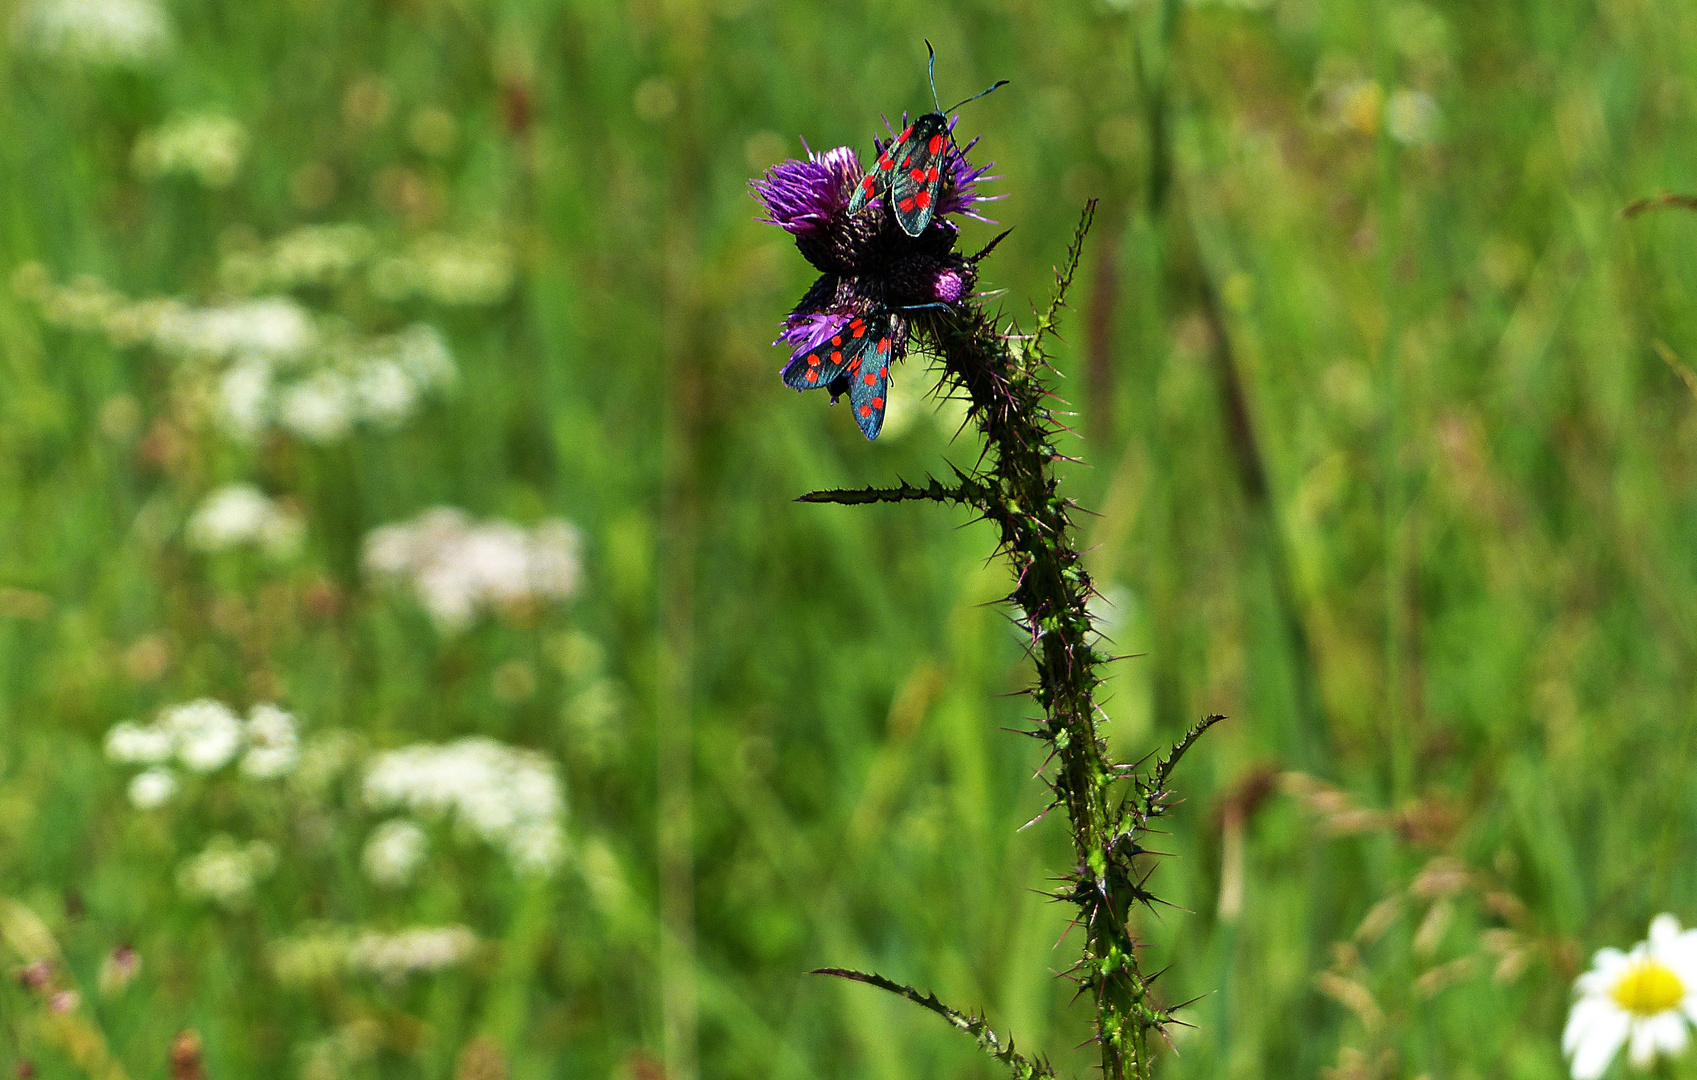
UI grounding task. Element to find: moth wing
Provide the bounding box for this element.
[890,119,946,236]
[850,124,923,218]
[846,314,897,440]
[781,316,874,392]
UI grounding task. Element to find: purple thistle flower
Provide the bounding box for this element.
[750,143,863,237]
[755,123,997,437]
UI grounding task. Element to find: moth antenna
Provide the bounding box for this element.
[946,79,1009,114]
[926,40,941,112]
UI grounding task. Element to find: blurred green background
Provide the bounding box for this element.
[2,0,1697,1078]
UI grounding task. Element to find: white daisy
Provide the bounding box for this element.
[1564,914,1697,1079]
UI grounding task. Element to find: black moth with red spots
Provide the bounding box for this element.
[848,113,951,237]
[780,311,901,440]
[762,45,1002,440]
[846,45,1006,238]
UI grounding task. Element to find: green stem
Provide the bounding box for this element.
[910,202,1207,1080]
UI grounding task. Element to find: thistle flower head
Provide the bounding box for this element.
[750,143,862,237]
[757,114,994,438]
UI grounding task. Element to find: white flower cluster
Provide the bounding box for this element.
[10,272,459,444]
[222,224,377,291]
[11,0,171,66]
[148,296,317,359]
[362,737,565,874]
[363,509,581,630]
[271,925,478,985]
[347,926,479,981]
[1566,914,1697,1078]
[361,819,428,887]
[219,226,515,306]
[107,700,300,806]
[221,321,454,442]
[132,113,247,188]
[185,484,303,557]
[177,835,277,909]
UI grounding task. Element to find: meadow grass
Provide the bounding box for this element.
[2,1,1697,1079]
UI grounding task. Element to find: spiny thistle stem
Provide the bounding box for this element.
[801,200,1222,1079]
[756,118,1217,1079]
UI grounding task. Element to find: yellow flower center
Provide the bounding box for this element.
[1612,960,1686,1016]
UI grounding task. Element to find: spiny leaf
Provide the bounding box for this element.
[811,969,1067,1080]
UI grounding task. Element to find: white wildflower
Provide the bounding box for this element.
[105,720,172,764]
[186,484,271,549]
[350,359,418,425]
[363,509,582,631]
[216,359,273,440]
[12,0,171,66]
[256,224,376,289]
[277,370,355,443]
[1386,88,1441,146]
[361,820,428,887]
[152,297,317,360]
[127,767,176,808]
[186,484,302,557]
[132,114,247,188]
[1565,914,1697,1079]
[363,737,565,873]
[346,926,478,981]
[390,324,455,388]
[161,699,243,772]
[241,704,299,778]
[177,836,276,909]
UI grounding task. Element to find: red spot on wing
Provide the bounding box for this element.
[807,353,820,366]
[872,396,884,409]
[879,366,888,378]
[926,166,939,182]
[862,175,876,192]
[899,126,913,142]
[877,338,890,353]
[830,350,842,363]
[909,168,925,181]
[852,325,865,338]
[879,155,893,171]
[899,198,915,212]
[850,318,864,328]
[914,191,931,209]
[928,134,944,155]
[859,404,872,418]
[850,357,861,372]
[863,370,876,385]
[831,335,842,346]
[807,370,819,383]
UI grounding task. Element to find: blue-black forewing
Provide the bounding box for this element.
[781,315,874,392]
[849,119,925,218]
[847,313,898,440]
[890,114,948,236]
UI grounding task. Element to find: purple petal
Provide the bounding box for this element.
[775,311,846,370]
[751,145,864,236]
